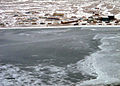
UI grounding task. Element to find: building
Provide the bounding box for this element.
[46,17,60,21]
[108,16,115,20]
[53,13,64,17]
[99,16,110,21]
[61,20,78,24]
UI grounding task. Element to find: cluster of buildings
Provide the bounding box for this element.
[0,10,120,28]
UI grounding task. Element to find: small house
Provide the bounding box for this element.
[13,14,19,17]
[115,20,120,23]
[71,16,77,18]
[88,16,94,21]
[18,22,24,25]
[95,7,99,10]
[99,16,110,21]
[46,17,60,21]
[40,22,45,25]
[25,11,31,14]
[53,13,64,17]
[82,23,87,25]
[108,16,115,20]
[32,22,37,25]
[27,17,38,22]
[74,23,79,26]
[61,20,78,24]
[0,23,5,27]
[93,11,100,16]
[44,13,51,16]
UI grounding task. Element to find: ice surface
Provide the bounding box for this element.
[77,33,120,86]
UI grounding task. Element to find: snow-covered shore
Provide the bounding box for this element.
[1,25,120,30]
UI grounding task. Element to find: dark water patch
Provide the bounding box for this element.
[0,28,99,66]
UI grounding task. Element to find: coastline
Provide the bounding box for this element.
[1,25,120,29]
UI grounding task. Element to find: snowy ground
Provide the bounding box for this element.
[0,0,120,27]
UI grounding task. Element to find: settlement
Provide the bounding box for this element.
[0,0,120,28]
